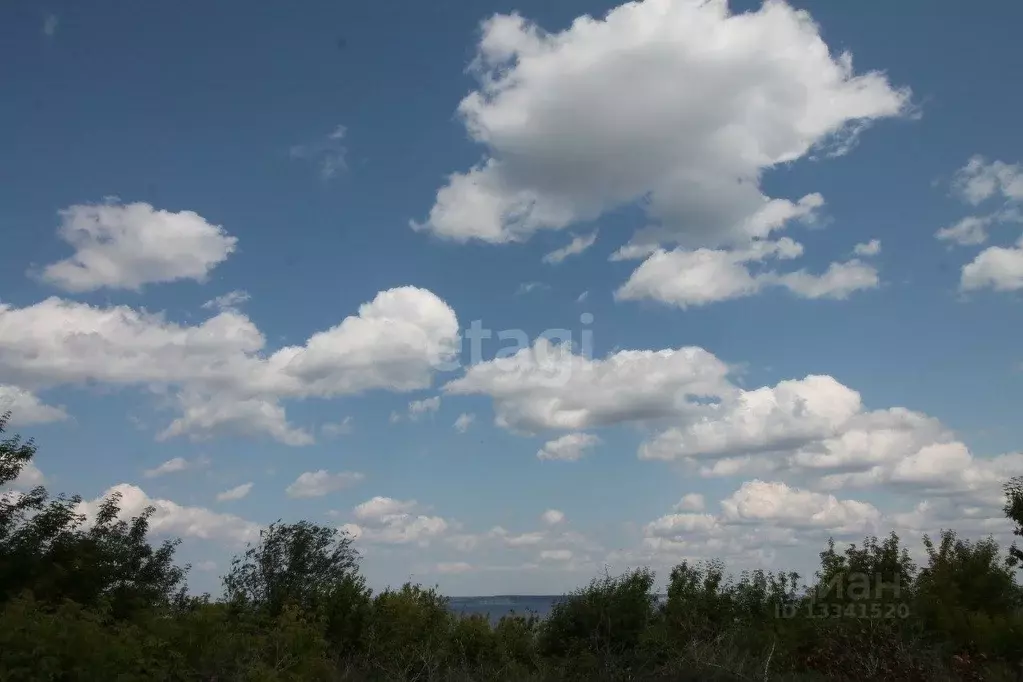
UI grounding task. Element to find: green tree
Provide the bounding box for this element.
[0,412,186,618]
[1003,476,1023,567]
[222,520,371,655]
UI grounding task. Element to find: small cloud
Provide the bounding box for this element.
[516,281,549,295]
[408,396,441,421]
[539,549,573,562]
[195,560,218,572]
[143,455,210,478]
[852,239,881,257]
[576,290,589,303]
[543,232,598,265]
[537,433,601,462]
[541,509,565,526]
[389,411,402,424]
[673,493,705,512]
[42,13,58,38]
[216,482,253,502]
[202,290,250,311]
[322,416,354,437]
[453,412,475,433]
[290,124,348,179]
[285,470,364,498]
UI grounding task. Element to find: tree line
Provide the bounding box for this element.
[3,411,1023,681]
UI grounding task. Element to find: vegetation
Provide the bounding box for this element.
[4,411,1023,681]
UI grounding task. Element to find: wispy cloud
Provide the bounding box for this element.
[543,232,598,264]
[516,281,549,295]
[322,416,354,437]
[42,13,58,38]
[143,455,210,478]
[290,124,348,179]
[453,412,475,433]
[202,290,250,311]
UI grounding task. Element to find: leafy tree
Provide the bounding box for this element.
[539,567,657,664]
[1004,476,1023,567]
[813,532,916,607]
[223,520,362,613]
[0,412,186,618]
[222,519,371,655]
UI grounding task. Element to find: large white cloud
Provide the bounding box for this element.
[412,0,905,309]
[414,0,908,248]
[719,480,882,533]
[639,375,864,461]
[37,201,237,292]
[0,287,459,444]
[444,338,731,432]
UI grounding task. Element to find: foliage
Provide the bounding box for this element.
[0,412,186,619]
[1004,475,1023,567]
[3,414,1023,681]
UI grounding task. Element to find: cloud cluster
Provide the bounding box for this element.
[449,337,1015,522]
[340,496,449,546]
[414,0,907,307]
[416,0,907,247]
[938,156,1023,291]
[628,479,883,571]
[76,483,260,546]
[0,286,459,444]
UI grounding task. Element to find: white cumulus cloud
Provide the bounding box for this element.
[37,200,237,292]
[216,482,253,502]
[414,0,908,248]
[445,338,731,432]
[0,286,459,445]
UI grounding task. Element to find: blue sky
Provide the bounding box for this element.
[2,0,1023,596]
